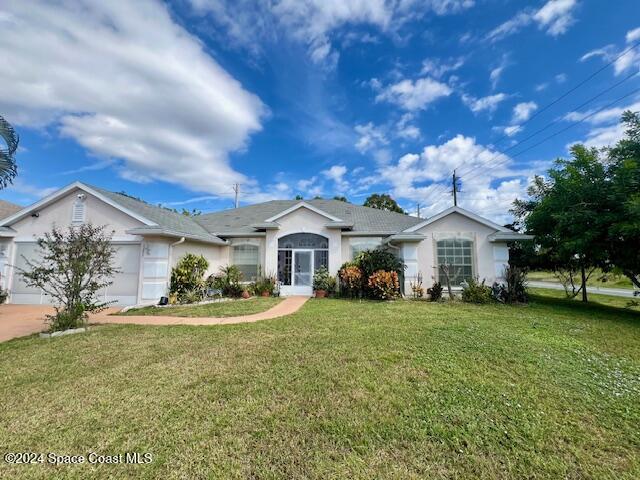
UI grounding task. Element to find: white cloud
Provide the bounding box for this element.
[580,27,640,75]
[354,122,389,152]
[487,0,578,42]
[190,0,475,67]
[322,164,349,192]
[533,0,577,36]
[421,56,465,79]
[376,77,452,111]
[565,100,640,148]
[4,178,58,201]
[396,113,421,140]
[512,101,538,123]
[462,93,508,114]
[0,0,268,200]
[372,135,529,223]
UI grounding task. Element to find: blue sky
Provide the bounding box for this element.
[1,0,639,223]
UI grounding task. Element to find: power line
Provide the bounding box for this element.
[419,66,640,206]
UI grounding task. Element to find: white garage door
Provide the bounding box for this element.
[10,243,140,306]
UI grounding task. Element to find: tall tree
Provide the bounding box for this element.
[513,145,611,302]
[333,195,348,202]
[607,111,640,289]
[0,115,18,189]
[363,193,405,214]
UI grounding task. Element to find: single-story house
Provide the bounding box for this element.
[0,181,531,305]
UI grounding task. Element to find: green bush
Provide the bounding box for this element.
[313,266,332,291]
[216,265,244,298]
[427,282,443,302]
[505,265,528,303]
[49,304,86,332]
[461,277,492,304]
[0,288,7,304]
[253,275,276,296]
[170,253,209,303]
[339,248,404,299]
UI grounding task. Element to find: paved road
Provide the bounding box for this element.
[529,281,638,298]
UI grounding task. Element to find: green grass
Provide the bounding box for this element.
[118,297,282,317]
[530,287,639,310]
[1,293,639,479]
[529,269,635,289]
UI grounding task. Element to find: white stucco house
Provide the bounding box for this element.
[0,181,531,305]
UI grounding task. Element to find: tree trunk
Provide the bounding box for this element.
[580,263,588,303]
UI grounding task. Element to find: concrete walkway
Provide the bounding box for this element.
[529,281,638,298]
[92,296,309,326]
[0,297,309,342]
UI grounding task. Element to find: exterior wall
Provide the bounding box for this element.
[265,208,342,277]
[412,212,506,290]
[170,240,231,278]
[10,188,143,239]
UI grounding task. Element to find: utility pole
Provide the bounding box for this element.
[416,203,421,218]
[232,183,240,209]
[452,170,458,207]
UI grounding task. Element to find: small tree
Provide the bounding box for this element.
[19,224,118,332]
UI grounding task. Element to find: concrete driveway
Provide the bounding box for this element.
[0,305,54,342]
[0,305,121,342]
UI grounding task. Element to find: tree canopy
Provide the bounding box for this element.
[0,115,18,189]
[363,193,405,214]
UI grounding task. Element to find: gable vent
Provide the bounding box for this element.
[72,196,86,224]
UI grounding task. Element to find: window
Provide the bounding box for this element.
[436,238,474,286]
[233,244,260,281]
[349,237,382,259]
[72,197,86,224]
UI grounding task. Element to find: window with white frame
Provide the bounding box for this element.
[436,238,474,286]
[349,237,382,259]
[232,244,260,281]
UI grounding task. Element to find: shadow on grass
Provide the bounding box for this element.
[529,292,640,324]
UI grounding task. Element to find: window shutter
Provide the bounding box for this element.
[72,199,86,223]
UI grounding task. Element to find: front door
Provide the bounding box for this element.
[292,250,313,296]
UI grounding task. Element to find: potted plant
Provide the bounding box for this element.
[313,266,332,298]
[241,289,251,299]
[253,275,276,297]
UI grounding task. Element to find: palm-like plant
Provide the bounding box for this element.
[0,115,19,189]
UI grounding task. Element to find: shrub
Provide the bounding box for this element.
[313,266,332,291]
[216,265,244,298]
[18,223,118,332]
[0,288,7,304]
[461,277,492,304]
[253,275,276,296]
[170,253,208,303]
[492,266,529,304]
[355,248,404,279]
[367,270,400,300]
[325,275,337,295]
[409,272,424,299]
[427,281,443,302]
[339,263,363,298]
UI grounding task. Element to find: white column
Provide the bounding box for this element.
[400,243,419,295]
[264,230,278,275]
[492,244,509,284]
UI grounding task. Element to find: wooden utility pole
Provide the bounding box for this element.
[416,203,422,218]
[232,183,240,208]
[452,170,458,206]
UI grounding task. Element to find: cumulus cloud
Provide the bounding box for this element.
[0,0,268,199]
[355,122,389,152]
[580,26,640,75]
[322,165,350,192]
[462,93,508,114]
[396,113,421,140]
[512,101,538,123]
[376,77,453,111]
[487,0,578,42]
[564,100,640,148]
[190,0,475,67]
[373,135,529,223]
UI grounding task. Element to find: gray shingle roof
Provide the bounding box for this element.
[195,199,422,235]
[0,200,21,221]
[89,186,223,242]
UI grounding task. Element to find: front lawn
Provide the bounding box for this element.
[1,293,639,479]
[529,268,634,289]
[118,296,282,317]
